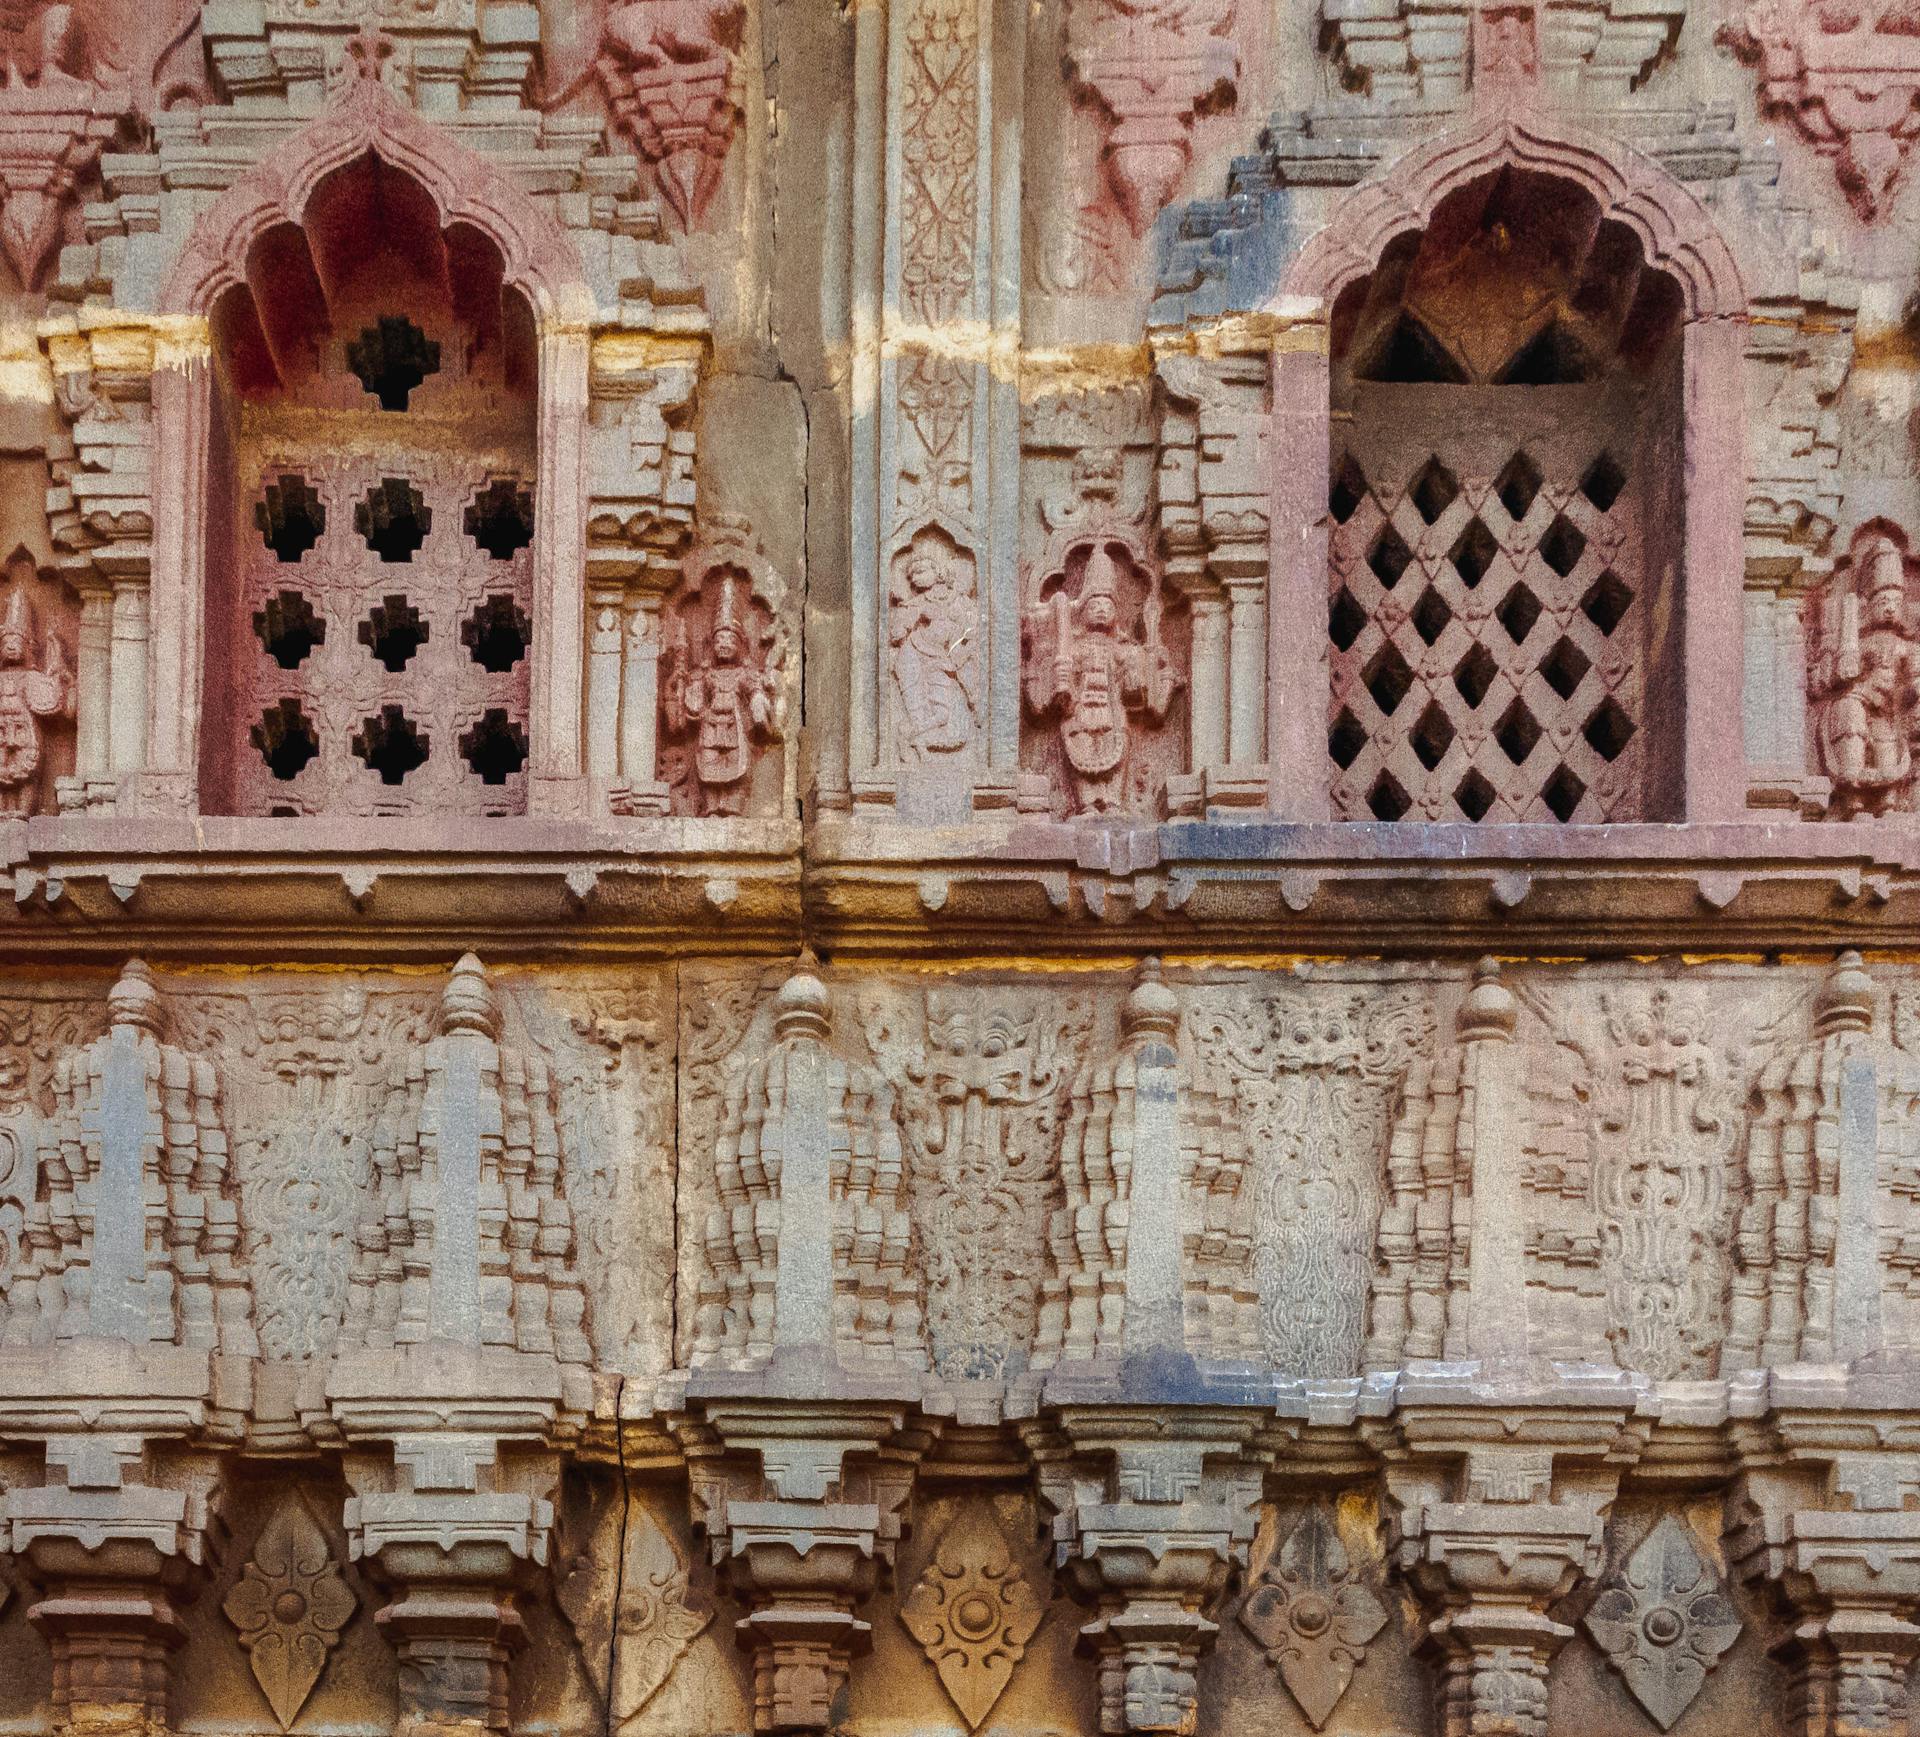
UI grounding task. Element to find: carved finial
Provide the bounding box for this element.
[1122,958,1179,1042]
[107,958,162,1034]
[1458,957,1516,1042]
[441,953,498,1038]
[1816,950,1875,1036]
[773,970,831,1044]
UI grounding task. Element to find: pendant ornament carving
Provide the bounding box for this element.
[1062,0,1238,237]
[1238,1507,1388,1731]
[1583,1516,1740,1730]
[559,1496,711,1726]
[223,1498,357,1730]
[900,1510,1045,1729]
[1724,1,1920,220]
[595,0,747,228]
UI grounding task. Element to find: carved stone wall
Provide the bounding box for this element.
[9,3,1920,1737]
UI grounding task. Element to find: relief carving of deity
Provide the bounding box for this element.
[661,562,780,817]
[0,564,73,816]
[1023,538,1180,815]
[889,527,979,764]
[1809,525,1920,817]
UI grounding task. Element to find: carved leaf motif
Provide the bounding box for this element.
[1583,1515,1740,1731]
[1238,1506,1387,1730]
[900,1509,1045,1729]
[558,1497,711,1726]
[223,1498,357,1729]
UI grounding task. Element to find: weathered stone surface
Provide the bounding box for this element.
[7,3,1920,1736]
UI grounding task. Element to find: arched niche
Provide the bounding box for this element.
[1263,110,1747,825]
[148,74,593,819]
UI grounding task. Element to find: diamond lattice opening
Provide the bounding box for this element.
[1329,707,1366,770]
[1496,698,1542,766]
[251,700,319,781]
[352,705,430,785]
[356,478,431,564]
[1497,582,1542,644]
[1539,514,1587,578]
[1410,458,1460,526]
[1539,635,1590,701]
[465,479,535,561]
[1450,518,1497,588]
[460,708,529,785]
[1411,701,1455,771]
[1542,762,1587,822]
[1367,770,1411,820]
[347,315,442,412]
[463,595,530,673]
[1583,695,1636,762]
[1495,452,1543,522]
[1453,643,1498,709]
[256,474,325,563]
[1580,451,1627,513]
[1581,569,1633,636]
[1330,587,1367,653]
[1454,768,1496,821]
[1368,525,1413,589]
[254,590,325,671]
[1329,455,1367,524]
[1412,585,1454,646]
[1362,642,1414,718]
[359,595,428,672]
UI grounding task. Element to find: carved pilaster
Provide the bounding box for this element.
[1731,1415,1920,1737]
[1380,1400,1637,1737]
[1026,1406,1267,1735]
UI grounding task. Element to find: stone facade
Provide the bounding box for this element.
[6,4,1920,1737]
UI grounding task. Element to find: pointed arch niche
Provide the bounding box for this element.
[1266,111,1747,824]
[149,77,593,819]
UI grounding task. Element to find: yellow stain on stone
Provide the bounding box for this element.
[590,330,708,375]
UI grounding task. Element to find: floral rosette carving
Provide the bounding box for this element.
[1238,1506,1387,1730]
[900,1509,1045,1729]
[223,1499,357,1729]
[1583,1515,1740,1730]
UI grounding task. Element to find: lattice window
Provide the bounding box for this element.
[233,457,532,817]
[202,152,540,818]
[1329,408,1644,822]
[1323,165,1681,824]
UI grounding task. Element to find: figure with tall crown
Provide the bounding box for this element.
[1810,527,1920,816]
[0,561,72,815]
[661,564,778,815]
[1023,541,1179,815]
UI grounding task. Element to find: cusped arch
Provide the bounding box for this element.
[161,75,592,327]
[1281,107,1745,324]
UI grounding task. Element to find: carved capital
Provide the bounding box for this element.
[1027,1404,1266,1734]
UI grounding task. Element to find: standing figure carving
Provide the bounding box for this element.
[1809,526,1920,817]
[0,574,72,816]
[662,567,778,816]
[1023,541,1179,815]
[889,529,980,764]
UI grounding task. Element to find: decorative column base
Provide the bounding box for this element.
[365,1541,530,1737]
[23,1539,187,1737]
